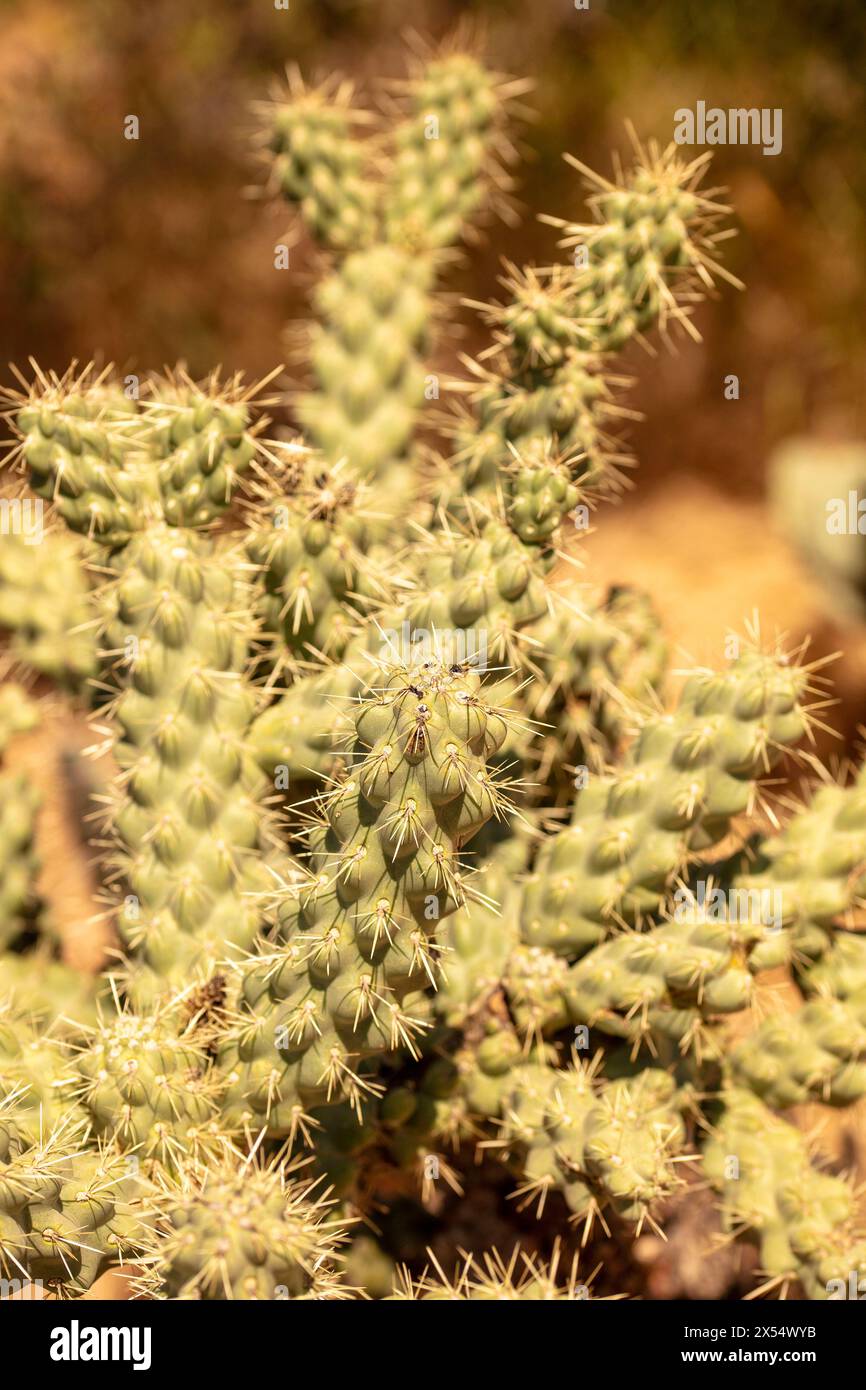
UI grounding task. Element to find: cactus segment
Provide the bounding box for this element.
[520,647,810,959]
[0,1126,142,1295]
[220,653,513,1127]
[549,137,743,351]
[0,539,97,686]
[704,1090,866,1300]
[70,1002,225,1168]
[101,527,291,1002]
[246,459,397,666]
[137,1147,348,1300]
[0,771,42,952]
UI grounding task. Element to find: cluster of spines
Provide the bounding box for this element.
[0,1120,142,1295]
[450,134,741,516]
[133,1146,348,1300]
[390,1239,594,1301]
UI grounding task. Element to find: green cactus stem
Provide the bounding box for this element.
[137,1147,348,1300]
[703,1089,866,1300]
[520,645,811,961]
[0,1124,142,1295]
[219,651,514,1132]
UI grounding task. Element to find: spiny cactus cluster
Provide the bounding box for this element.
[0,40,861,1303]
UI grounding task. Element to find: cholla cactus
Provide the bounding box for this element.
[219,649,513,1130]
[0,953,97,1032]
[0,1122,142,1295]
[519,646,811,960]
[261,43,526,529]
[0,690,51,1005]
[136,1146,347,1300]
[2,38,864,1309]
[544,137,743,349]
[70,1000,226,1168]
[0,773,41,952]
[245,458,397,671]
[703,1090,866,1300]
[448,135,741,515]
[489,1058,690,1235]
[738,764,866,971]
[0,533,97,688]
[7,366,298,1005]
[0,1004,81,1144]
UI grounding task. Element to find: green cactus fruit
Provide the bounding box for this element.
[521,647,809,959]
[0,1126,142,1294]
[220,652,512,1129]
[703,1089,866,1299]
[0,771,42,952]
[71,1003,224,1168]
[139,1148,348,1299]
[0,536,97,687]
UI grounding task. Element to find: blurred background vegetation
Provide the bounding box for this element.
[0,0,863,500]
